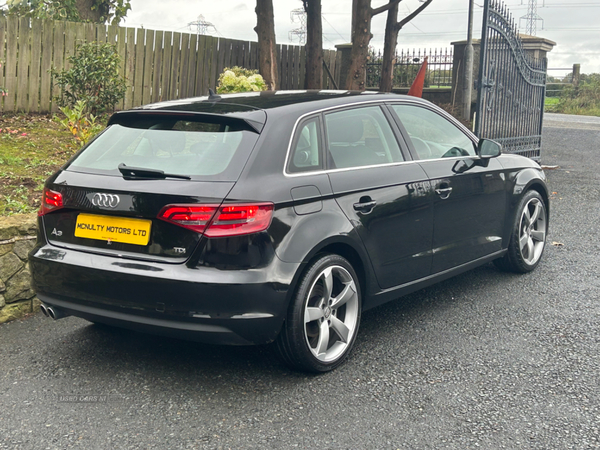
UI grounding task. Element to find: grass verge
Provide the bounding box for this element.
[544,96,560,112]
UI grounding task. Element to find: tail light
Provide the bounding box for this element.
[38,188,64,216]
[158,203,274,237]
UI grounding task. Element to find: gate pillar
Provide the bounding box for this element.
[519,35,556,61]
[335,44,353,91]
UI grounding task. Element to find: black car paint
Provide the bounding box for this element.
[41,172,236,261]
[29,91,548,346]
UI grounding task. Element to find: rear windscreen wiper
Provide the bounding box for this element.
[118,163,191,180]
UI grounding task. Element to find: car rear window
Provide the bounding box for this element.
[66,116,260,181]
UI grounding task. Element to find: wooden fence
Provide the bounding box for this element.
[0,15,340,113]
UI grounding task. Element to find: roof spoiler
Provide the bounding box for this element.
[107,110,264,133]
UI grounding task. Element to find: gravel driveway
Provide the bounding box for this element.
[1,114,599,449]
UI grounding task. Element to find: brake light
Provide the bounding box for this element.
[207,204,274,237]
[38,188,64,216]
[158,203,274,237]
[157,205,218,233]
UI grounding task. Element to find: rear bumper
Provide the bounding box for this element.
[29,244,299,345]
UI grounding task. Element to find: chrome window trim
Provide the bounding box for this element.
[285,115,324,175]
[284,100,409,178]
[283,98,480,178]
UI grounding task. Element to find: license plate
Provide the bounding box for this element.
[75,213,151,246]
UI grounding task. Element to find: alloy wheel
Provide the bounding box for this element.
[303,265,360,362]
[518,197,547,266]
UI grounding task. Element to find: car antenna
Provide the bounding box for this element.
[208,88,221,101]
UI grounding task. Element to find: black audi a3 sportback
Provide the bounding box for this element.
[30,91,549,372]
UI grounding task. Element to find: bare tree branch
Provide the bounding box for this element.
[371,0,402,17]
[396,0,432,31]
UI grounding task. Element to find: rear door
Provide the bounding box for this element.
[324,104,434,289]
[388,103,506,274]
[40,113,262,262]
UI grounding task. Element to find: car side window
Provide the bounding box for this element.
[391,104,476,160]
[324,106,404,169]
[288,118,322,173]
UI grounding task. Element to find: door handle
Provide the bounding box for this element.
[353,200,377,214]
[435,187,453,199]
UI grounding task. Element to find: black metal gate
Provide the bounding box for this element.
[475,0,547,161]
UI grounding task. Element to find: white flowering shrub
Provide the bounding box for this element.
[216,66,267,94]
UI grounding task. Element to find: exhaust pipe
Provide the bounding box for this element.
[41,303,70,320]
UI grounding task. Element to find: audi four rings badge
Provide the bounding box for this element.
[91,193,120,208]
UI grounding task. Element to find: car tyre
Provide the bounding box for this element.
[494,190,547,273]
[275,254,362,373]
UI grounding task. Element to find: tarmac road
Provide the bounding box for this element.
[1,114,599,449]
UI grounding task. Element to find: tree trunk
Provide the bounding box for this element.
[344,0,372,91]
[304,0,323,89]
[75,0,106,23]
[379,0,433,92]
[254,0,279,90]
[380,2,399,92]
[345,0,401,91]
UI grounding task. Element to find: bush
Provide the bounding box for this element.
[555,73,600,116]
[57,100,104,148]
[51,42,126,115]
[217,67,266,94]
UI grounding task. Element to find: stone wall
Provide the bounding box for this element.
[0,214,40,323]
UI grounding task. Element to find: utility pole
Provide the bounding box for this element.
[462,0,475,121]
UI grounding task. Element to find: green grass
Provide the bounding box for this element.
[0,114,84,215]
[544,96,560,113]
[552,104,600,117]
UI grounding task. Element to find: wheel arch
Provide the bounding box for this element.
[283,235,377,315]
[513,168,550,222]
[312,241,368,302]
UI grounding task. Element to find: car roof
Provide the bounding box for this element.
[139,90,429,114]
[109,90,432,132]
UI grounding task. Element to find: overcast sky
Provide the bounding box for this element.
[122,0,600,76]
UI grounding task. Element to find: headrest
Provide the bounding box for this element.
[297,133,310,149]
[327,116,364,144]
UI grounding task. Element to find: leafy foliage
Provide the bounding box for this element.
[51,42,126,115]
[57,100,104,147]
[217,67,267,94]
[3,0,131,25]
[555,73,600,117]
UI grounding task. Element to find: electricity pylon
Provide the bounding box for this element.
[289,8,307,44]
[188,15,216,36]
[519,0,544,36]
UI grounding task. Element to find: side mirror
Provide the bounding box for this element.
[477,139,502,159]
